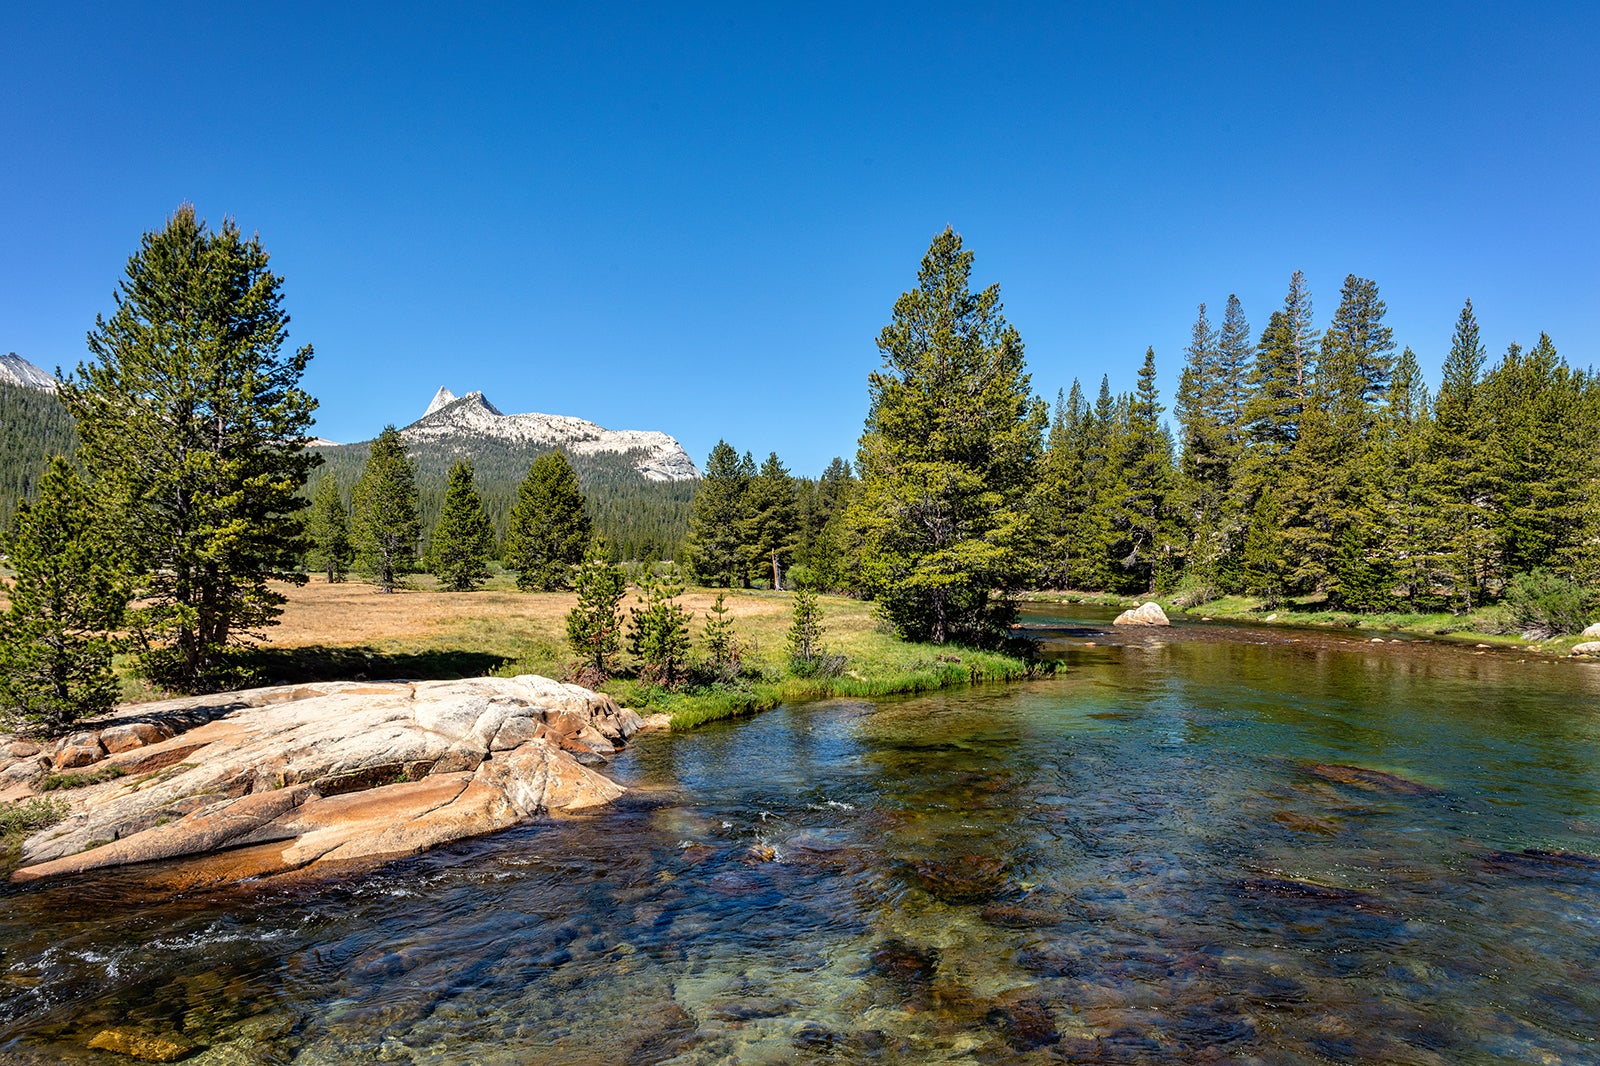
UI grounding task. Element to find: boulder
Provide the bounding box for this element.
[1572,642,1600,657]
[1582,623,1600,638]
[1112,602,1170,627]
[11,676,633,884]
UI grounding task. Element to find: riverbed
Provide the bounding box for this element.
[2,606,1598,1063]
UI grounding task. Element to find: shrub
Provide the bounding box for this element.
[1503,569,1595,639]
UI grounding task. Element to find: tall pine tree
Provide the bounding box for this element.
[60,206,319,688]
[850,228,1047,644]
[684,441,750,587]
[306,473,353,583]
[352,426,420,593]
[427,458,495,591]
[503,451,591,591]
[0,458,129,736]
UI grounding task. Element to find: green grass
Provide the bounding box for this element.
[38,765,127,791]
[87,580,1044,730]
[2,796,69,871]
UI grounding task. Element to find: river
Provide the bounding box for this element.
[2,605,1598,1063]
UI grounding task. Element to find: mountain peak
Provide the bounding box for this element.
[423,387,502,419]
[0,352,58,392]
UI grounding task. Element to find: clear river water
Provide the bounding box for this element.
[2,605,1599,1064]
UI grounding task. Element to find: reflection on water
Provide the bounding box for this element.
[3,607,1599,1063]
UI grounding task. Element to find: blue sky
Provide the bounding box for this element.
[4,3,1596,475]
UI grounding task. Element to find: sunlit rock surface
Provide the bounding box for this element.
[5,676,638,884]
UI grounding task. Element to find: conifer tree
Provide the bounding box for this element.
[1216,294,1253,443]
[306,473,354,583]
[849,228,1048,644]
[427,458,495,591]
[59,206,319,688]
[787,586,828,676]
[503,451,591,591]
[684,441,750,587]
[352,426,420,593]
[740,452,799,589]
[1372,348,1432,602]
[627,563,693,688]
[0,458,129,736]
[1283,274,1393,604]
[566,538,626,683]
[1106,349,1174,593]
[701,591,739,676]
[1175,306,1232,590]
[1484,333,1587,580]
[1421,300,1493,608]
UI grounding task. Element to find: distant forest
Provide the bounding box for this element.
[313,438,695,562]
[0,384,76,527]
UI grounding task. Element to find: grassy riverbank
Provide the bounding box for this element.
[103,575,1039,728]
[1019,589,1593,655]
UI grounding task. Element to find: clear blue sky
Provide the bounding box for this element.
[4,3,1596,475]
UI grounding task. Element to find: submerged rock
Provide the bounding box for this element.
[10,676,639,884]
[906,853,1012,903]
[85,1026,199,1061]
[1306,763,1440,796]
[1113,602,1171,627]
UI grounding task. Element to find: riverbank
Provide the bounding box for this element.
[99,577,1039,730]
[1017,589,1597,657]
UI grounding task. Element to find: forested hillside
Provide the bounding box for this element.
[0,384,77,526]
[315,439,693,561]
[1029,279,1600,611]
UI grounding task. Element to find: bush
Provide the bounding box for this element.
[1503,569,1595,639]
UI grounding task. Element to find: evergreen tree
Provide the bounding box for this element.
[806,458,859,592]
[1106,349,1174,593]
[1175,306,1232,590]
[352,426,420,593]
[503,450,591,591]
[1283,274,1393,604]
[787,586,829,676]
[426,458,495,591]
[0,458,129,736]
[701,591,739,676]
[1215,294,1253,444]
[849,228,1048,644]
[1421,300,1493,608]
[1372,348,1432,603]
[627,563,693,688]
[740,452,799,588]
[684,441,750,586]
[1484,333,1588,580]
[306,473,353,583]
[1069,377,1120,590]
[566,538,627,683]
[59,206,319,688]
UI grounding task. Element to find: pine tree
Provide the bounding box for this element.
[627,563,693,688]
[306,473,353,583]
[849,228,1047,644]
[684,441,750,587]
[1421,300,1493,608]
[1106,349,1173,593]
[352,426,420,593]
[503,451,591,591]
[427,458,495,591]
[0,458,129,736]
[59,206,319,688]
[1284,274,1394,604]
[740,452,799,588]
[701,591,739,676]
[1175,306,1231,590]
[787,586,829,676]
[1372,348,1432,603]
[1484,333,1588,580]
[566,538,626,683]
[1216,294,1253,444]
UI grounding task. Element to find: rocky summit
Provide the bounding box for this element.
[3,676,643,885]
[405,387,699,481]
[0,351,57,391]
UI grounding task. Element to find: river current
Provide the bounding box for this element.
[2,606,1598,1064]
